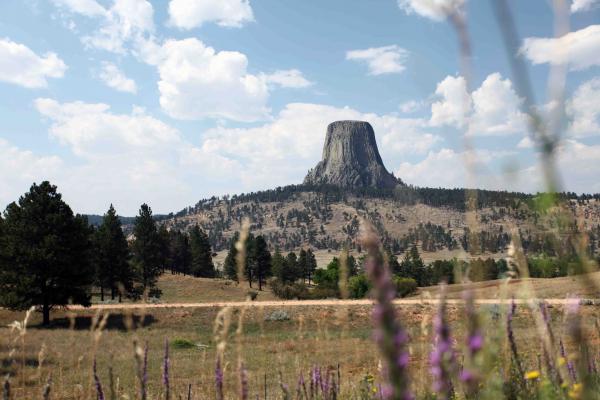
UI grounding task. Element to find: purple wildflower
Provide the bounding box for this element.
[279,372,291,400]
[361,227,412,400]
[240,363,249,400]
[560,338,577,383]
[93,358,105,400]
[460,290,482,393]
[163,339,170,400]
[215,357,224,400]
[430,287,456,400]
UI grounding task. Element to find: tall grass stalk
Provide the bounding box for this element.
[361,223,412,400]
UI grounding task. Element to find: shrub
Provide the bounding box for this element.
[269,278,309,300]
[264,310,290,321]
[171,339,196,349]
[348,274,371,299]
[246,290,258,301]
[309,287,339,299]
[393,276,417,297]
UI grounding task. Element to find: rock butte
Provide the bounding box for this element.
[304,120,400,189]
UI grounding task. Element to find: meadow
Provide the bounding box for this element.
[2,269,600,400]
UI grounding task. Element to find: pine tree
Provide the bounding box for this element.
[157,225,171,274]
[132,204,162,293]
[298,249,308,283]
[0,182,94,325]
[253,236,271,290]
[168,230,191,275]
[271,248,286,282]
[93,204,132,302]
[190,225,215,278]
[306,249,317,284]
[245,233,256,287]
[223,233,239,281]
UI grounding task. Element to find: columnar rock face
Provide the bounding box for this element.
[304,120,400,189]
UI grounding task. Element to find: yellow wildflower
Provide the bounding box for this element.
[558,357,567,366]
[524,370,540,380]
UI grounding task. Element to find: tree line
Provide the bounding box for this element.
[0,182,215,324]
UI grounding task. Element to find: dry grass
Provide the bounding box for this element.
[157,274,278,303]
[2,300,599,399]
[416,271,600,299]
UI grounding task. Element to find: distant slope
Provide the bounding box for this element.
[160,184,600,257]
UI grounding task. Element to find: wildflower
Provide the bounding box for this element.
[558,357,567,367]
[240,363,248,400]
[524,370,541,380]
[430,286,456,399]
[460,290,482,393]
[568,382,583,399]
[560,339,577,383]
[93,358,105,400]
[215,357,224,400]
[163,339,170,400]
[361,225,413,400]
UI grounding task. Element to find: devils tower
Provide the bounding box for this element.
[304,120,400,189]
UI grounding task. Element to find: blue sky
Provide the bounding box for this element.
[0,0,599,215]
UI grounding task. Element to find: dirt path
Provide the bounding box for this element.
[70,297,591,310]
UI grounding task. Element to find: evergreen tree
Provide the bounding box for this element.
[298,249,308,282]
[131,204,162,293]
[190,225,215,277]
[0,182,94,325]
[253,235,271,290]
[271,248,286,282]
[157,224,171,274]
[93,204,132,301]
[386,250,401,275]
[245,233,256,287]
[306,249,317,284]
[284,252,301,283]
[167,230,191,275]
[223,233,239,281]
[400,245,428,286]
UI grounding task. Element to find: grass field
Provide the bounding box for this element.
[4,271,600,399]
[3,300,599,399]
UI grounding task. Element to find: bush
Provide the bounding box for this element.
[393,276,417,297]
[309,287,339,299]
[348,274,371,299]
[171,338,196,349]
[265,310,290,321]
[269,278,309,300]
[246,290,258,301]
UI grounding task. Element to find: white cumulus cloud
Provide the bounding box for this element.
[168,0,254,29]
[430,73,526,136]
[78,0,155,54]
[0,139,64,209]
[346,45,409,76]
[571,0,600,13]
[430,75,471,128]
[468,73,526,136]
[98,61,137,93]
[150,38,269,121]
[50,0,106,17]
[263,69,312,88]
[567,77,600,137]
[0,38,67,88]
[397,0,465,21]
[30,98,239,214]
[521,25,600,71]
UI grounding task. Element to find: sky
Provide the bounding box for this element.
[0,0,599,215]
